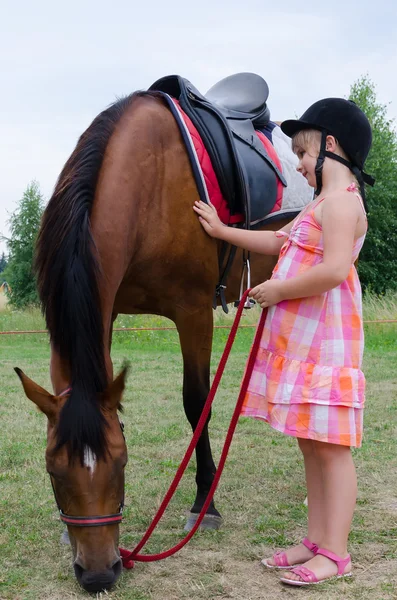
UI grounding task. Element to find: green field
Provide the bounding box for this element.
[1,300,397,600]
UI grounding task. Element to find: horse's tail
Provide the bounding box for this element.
[35,94,137,462]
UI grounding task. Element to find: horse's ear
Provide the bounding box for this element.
[14,368,60,420]
[103,365,129,410]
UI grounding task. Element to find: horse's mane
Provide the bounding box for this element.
[35,92,144,462]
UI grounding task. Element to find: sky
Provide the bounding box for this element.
[1,0,396,255]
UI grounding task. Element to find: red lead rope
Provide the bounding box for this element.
[119,290,267,568]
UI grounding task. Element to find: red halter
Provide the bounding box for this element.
[59,510,123,527]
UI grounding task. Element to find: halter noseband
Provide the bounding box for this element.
[59,508,123,527]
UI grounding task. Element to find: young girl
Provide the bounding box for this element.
[193,98,373,587]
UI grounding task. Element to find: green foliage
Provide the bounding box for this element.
[0,251,7,276]
[2,181,44,308]
[349,76,397,293]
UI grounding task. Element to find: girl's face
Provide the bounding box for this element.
[292,129,322,189]
[295,145,318,189]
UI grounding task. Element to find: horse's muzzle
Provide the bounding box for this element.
[74,557,122,592]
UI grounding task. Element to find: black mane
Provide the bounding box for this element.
[35,93,139,462]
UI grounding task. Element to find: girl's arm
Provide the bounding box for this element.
[250,192,359,306]
[193,200,295,256]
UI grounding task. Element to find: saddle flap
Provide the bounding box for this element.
[229,120,287,187]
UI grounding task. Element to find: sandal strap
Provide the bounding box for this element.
[316,548,351,575]
[273,551,289,567]
[302,537,318,554]
[290,565,318,583]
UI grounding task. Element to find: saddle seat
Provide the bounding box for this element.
[205,72,270,126]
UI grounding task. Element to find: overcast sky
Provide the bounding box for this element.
[1,0,396,255]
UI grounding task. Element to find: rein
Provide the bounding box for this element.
[52,290,266,569]
[119,289,266,568]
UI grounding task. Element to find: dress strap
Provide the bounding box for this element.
[311,195,326,210]
[347,182,367,217]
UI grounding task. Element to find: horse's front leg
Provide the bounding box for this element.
[175,305,222,531]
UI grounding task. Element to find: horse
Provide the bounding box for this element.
[16,90,311,592]
[0,281,11,294]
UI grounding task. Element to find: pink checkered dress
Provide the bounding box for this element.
[241,184,366,447]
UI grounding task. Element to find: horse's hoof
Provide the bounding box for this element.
[184,512,223,532]
[60,529,70,545]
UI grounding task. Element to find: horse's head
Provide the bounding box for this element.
[15,367,128,593]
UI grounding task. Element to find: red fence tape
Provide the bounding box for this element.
[1,320,397,335]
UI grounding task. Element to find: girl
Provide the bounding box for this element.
[193,98,373,587]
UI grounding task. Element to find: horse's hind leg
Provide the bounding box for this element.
[175,305,222,531]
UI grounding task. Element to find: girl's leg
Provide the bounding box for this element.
[265,437,324,566]
[299,438,325,545]
[318,441,357,555]
[283,442,355,582]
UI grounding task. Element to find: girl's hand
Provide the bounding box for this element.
[193,200,225,238]
[249,279,285,308]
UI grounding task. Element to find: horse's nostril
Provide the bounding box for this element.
[73,561,85,581]
[112,557,122,578]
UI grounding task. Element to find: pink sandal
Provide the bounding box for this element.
[261,537,318,569]
[280,548,352,586]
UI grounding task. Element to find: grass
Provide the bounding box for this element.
[0,295,397,599]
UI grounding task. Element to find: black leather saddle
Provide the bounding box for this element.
[149,73,287,225]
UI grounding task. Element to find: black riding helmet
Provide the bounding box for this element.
[281,98,375,207]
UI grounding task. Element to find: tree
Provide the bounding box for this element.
[0,252,7,276]
[2,181,44,308]
[349,76,397,293]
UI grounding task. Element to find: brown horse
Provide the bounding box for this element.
[16,92,299,592]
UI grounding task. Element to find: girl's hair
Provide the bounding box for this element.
[291,129,322,155]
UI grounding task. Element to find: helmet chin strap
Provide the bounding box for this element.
[315,130,375,209]
[314,130,327,196]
